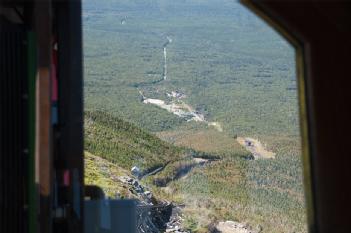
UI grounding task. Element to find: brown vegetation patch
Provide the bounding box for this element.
[157,129,244,154]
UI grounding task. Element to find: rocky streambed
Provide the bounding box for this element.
[119,175,188,233]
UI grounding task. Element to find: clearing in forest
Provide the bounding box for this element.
[236,137,275,159]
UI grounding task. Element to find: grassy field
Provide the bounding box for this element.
[83,0,306,232]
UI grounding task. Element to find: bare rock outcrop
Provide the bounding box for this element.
[215,221,260,233]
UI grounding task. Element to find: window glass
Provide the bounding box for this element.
[83,1,307,232]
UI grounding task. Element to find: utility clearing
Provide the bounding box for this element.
[236,137,275,159]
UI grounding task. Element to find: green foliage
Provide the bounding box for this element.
[85,110,184,172]
[184,217,198,232]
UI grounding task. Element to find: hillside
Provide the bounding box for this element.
[85,110,185,173]
[84,111,306,232]
[85,151,131,198]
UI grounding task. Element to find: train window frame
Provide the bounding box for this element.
[82,0,312,232]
